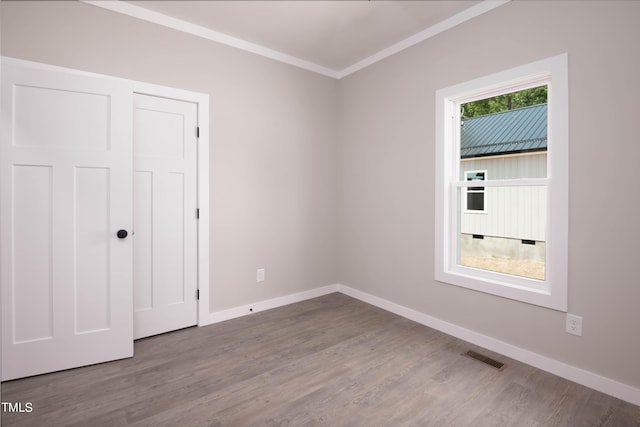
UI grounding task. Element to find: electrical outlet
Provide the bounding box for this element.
[257,268,265,283]
[566,314,583,336]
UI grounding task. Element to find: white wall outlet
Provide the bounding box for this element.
[257,268,265,283]
[566,314,583,336]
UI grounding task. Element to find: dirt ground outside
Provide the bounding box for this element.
[460,256,545,280]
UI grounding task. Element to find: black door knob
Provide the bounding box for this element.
[117,229,128,239]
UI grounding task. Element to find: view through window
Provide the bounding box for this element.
[458,86,548,280]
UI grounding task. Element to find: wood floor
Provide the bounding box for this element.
[2,293,639,426]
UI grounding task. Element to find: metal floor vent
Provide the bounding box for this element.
[463,350,505,370]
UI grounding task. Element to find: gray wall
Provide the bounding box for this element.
[0,1,338,312]
[3,0,640,391]
[337,1,640,388]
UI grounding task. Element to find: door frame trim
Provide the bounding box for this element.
[1,56,211,327]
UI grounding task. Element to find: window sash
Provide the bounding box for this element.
[454,178,548,187]
[450,182,549,290]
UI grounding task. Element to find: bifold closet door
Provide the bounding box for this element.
[133,93,198,340]
[1,60,134,380]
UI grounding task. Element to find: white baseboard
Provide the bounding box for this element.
[201,282,639,406]
[336,284,640,407]
[202,284,339,325]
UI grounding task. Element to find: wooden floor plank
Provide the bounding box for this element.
[2,293,638,426]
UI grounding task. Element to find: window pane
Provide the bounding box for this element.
[467,192,484,211]
[460,86,548,180]
[467,171,485,181]
[457,185,547,280]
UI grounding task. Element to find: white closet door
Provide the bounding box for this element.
[1,60,134,380]
[133,93,198,339]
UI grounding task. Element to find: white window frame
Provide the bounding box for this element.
[435,54,568,311]
[464,170,487,213]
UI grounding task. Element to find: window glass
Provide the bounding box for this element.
[457,184,547,281]
[458,87,547,280]
[465,171,485,212]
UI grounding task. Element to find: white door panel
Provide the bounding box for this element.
[1,61,133,380]
[11,165,54,344]
[133,94,198,339]
[13,84,111,150]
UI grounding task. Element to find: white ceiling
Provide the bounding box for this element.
[88,1,509,78]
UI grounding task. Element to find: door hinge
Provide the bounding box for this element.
[196,208,200,219]
[196,289,200,300]
[196,127,200,138]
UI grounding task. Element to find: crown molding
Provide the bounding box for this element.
[82,0,340,78]
[83,0,510,80]
[336,0,511,79]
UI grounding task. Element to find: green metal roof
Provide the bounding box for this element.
[460,103,547,158]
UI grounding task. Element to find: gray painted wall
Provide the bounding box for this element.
[0,1,339,312]
[2,0,639,391]
[337,1,640,389]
